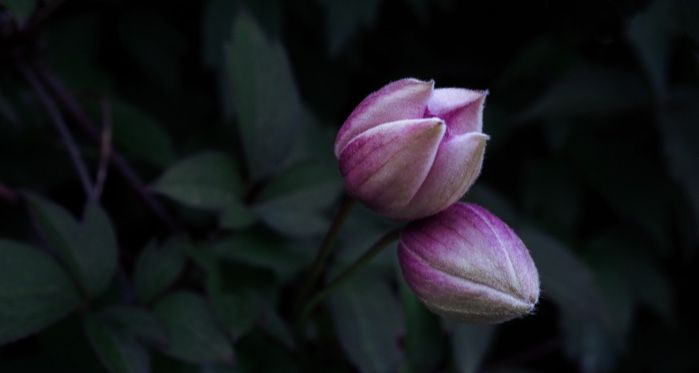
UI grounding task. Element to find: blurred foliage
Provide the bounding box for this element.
[1,0,698,372]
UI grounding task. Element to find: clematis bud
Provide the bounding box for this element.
[335,78,488,220]
[398,202,539,323]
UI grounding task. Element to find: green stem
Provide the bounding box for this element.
[300,228,401,323]
[295,195,355,311]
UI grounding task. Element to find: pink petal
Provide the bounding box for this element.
[339,118,445,217]
[401,132,488,219]
[334,78,434,156]
[427,88,487,135]
[398,202,539,322]
[398,239,534,323]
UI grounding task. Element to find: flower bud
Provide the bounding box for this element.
[335,78,489,220]
[398,202,539,323]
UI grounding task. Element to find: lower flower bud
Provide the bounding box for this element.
[398,202,540,323]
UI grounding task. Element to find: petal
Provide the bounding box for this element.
[334,78,434,156]
[401,132,488,219]
[460,204,540,303]
[398,239,534,323]
[339,118,445,217]
[427,88,487,134]
[401,203,539,303]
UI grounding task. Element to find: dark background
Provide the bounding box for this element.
[1,0,698,372]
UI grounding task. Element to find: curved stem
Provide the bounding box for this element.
[35,63,179,231]
[300,228,401,323]
[19,64,95,200]
[295,194,354,311]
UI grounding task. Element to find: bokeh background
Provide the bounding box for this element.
[1,0,698,372]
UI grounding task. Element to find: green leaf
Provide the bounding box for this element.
[518,227,608,325]
[219,203,256,230]
[84,315,150,373]
[660,91,699,238]
[520,160,581,237]
[323,0,382,55]
[2,0,36,25]
[117,11,187,93]
[0,240,81,344]
[109,99,176,167]
[400,281,444,372]
[252,162,342,237]
[330,273,404,373]
[518,67,650,120]
[100,306,169,348]
[627,0,679,96]
[44,15,113,92]
[211,232,307,281]
[153,292,234,363]
[258,305,294,349]
[210,291,259,340]
[134,238,187,304]
[226,13,303,181]
[446,322,495,373]
[153,152,246,212]
[26,195,119,297]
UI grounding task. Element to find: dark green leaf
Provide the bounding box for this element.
[109,99,176,167]
[219,203,256,230]
[100,306,169,347]
[226,13,303,181]
[660,91,699,238]
[323,0,381,55]
[519,67,650,120]
[0,240,81,344]
[518,227,608,325]
[2,0,36,25]
[400,281,444,372]
[330,273,404,373]
[627,0,679,96]
[153,152,246,211]
[210,291,259,340]
[84,315,150,373]
[447,322,495,373]
[211,232,307,281]
[117,12,187,93]
[26,195,118,297]
[134,238,187,304]
[258,305,294,349]
[153,292,234,363]
[252,162,342,237]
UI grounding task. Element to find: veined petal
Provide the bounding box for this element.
[334,78,434,156]
[339,118,445,217]
[398,241,535,323]
[402,132,488,219]
[427,88,487,134]
[398,203,540,323]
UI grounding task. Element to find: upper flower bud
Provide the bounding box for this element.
[335,78,488,220]
[398,202,540,323]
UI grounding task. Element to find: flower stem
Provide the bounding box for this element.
[19,63,95,200]
[295,194,354,311]
[35,63,179,231]
[299,228,401,324]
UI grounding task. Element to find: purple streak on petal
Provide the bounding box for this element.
[334,78,434,156]
[398,202,540,322]
[401,132,488,219]
[427,88,487,134]
[461,204,540,304]
[398,239,535,323]
[339,118,445,217]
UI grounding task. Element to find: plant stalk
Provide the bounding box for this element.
[299,228,401,324]
[295,194,354,311]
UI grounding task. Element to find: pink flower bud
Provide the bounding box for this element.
[398,202,540,323]
[335,78,488,220]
